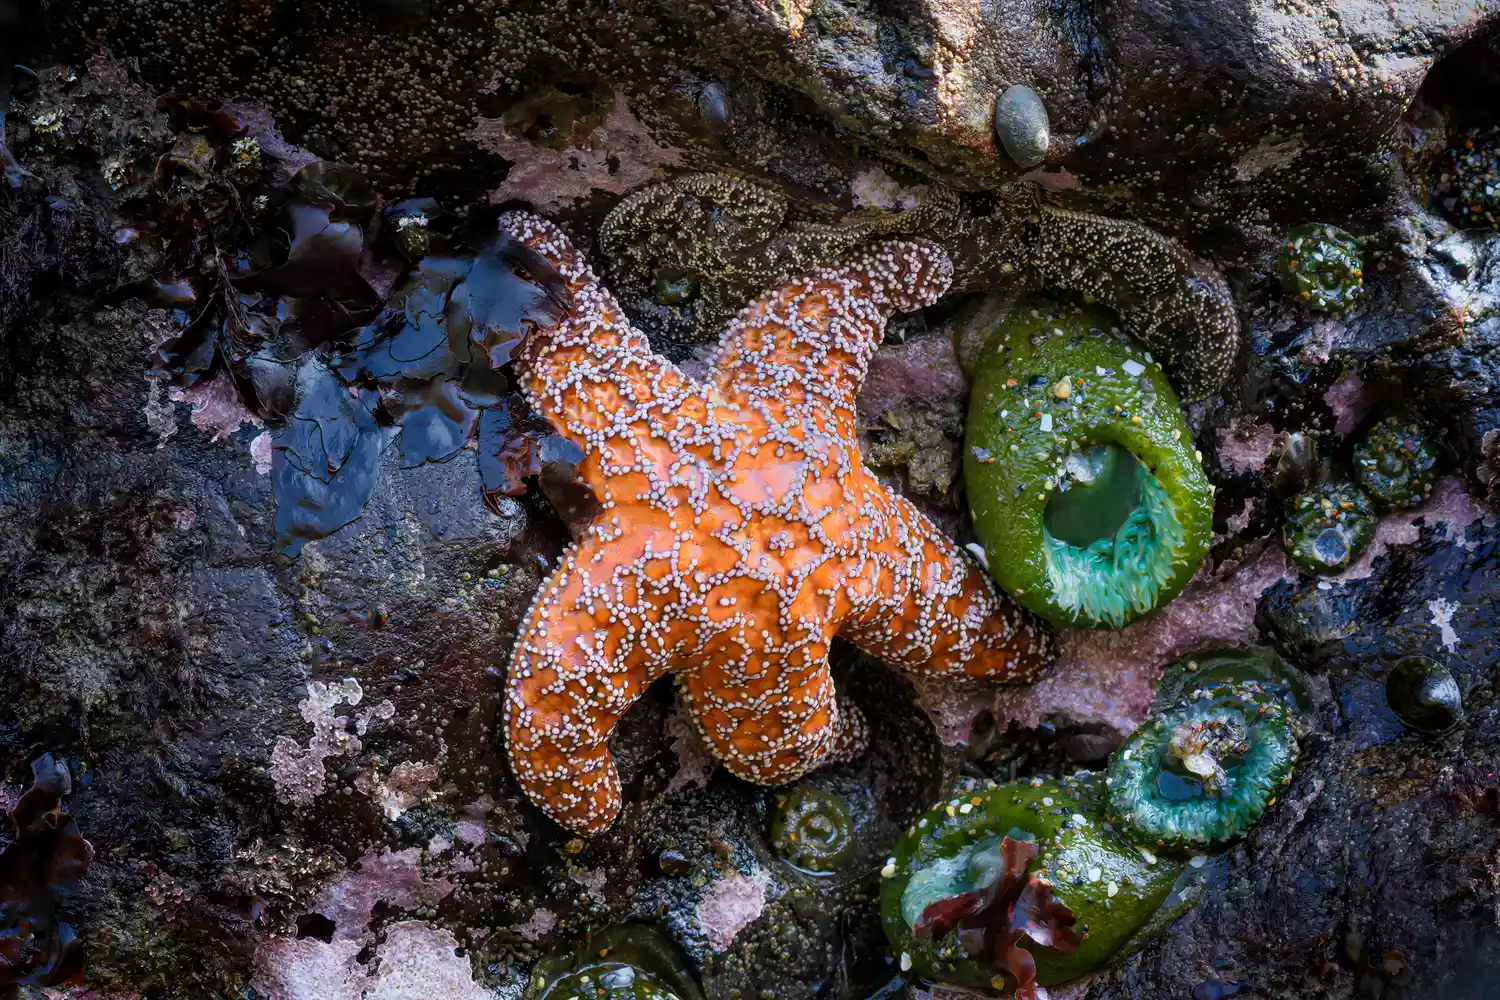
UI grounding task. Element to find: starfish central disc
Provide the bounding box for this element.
[501,212,1054,835]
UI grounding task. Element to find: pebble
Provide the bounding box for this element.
[993,85,1050,169]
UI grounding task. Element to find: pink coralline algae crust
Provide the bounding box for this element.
[363,922,490,1000]
[1328,476,1486,582]
[856,332,968,423]
[1215,416,1281,475]
[170,376,263,442]
[250,431,274,474]
[1322,371,1370,437]
[514,907,558,944]
[313,848,453,940]
[255,922,488,1000]
[253,852,466,1000]
[664,700,717,795]
[919,546,1296,743]
[471,91,684,212]
[696,869,772,953]
[355,760,441,820]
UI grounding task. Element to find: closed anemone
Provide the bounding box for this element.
[769,783,856,875]
[963,297,1213,629]
[532,925,702,1000]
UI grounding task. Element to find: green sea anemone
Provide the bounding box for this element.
[1282,482,1377,574]
[531,925,702,1000]
[769,783,857,875]
[963,299,1214,628]
[879,775,1199,997]
[882,648,1304,996]
[1276,223,1364,312]
[1353,414,1441,510]
[1105,650,1301,848]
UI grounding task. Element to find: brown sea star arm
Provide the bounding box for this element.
[677,642,866,785]
[838,487,1054,684]
[499,212,693,461]
[711,241,953,416]
[505,531,697,836]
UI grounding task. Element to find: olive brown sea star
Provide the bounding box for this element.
[501,213,1054,836]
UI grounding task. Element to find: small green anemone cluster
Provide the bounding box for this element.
[962,298,1214,629]
[1280,414,1443,574]
[1281,483,1376,574]
[1105,647,1303,847]
[1276,223,1364,312]
[881,649,1304,997]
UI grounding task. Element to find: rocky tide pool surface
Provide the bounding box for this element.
[1,2,1500,999]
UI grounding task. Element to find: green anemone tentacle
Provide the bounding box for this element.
[962,298,1214,629]
[1282,482,1376,574]
[1276,223,1365,312]
[1106,649,1301,849]
[882,648,1305,995]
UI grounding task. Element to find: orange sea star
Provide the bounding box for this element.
[501,212,1054,835]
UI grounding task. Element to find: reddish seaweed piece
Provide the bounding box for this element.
[914,836,1080,1000]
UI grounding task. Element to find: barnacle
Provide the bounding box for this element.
[1106,648,1302,848]
[1282,482,1377,574]
[963,297,1213,628]
[1276,222,1364,313]
[1352,414,1441,510]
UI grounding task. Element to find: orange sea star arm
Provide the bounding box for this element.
[499,212,693,468]
[711,241,954,422]
[677,641,867,787]
[837,478,1054,685]
[505,529,698,835]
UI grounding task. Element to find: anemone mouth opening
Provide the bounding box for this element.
[1044,444,1145,548]
[1041,445,1185,627]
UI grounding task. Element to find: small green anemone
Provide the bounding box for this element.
[531,925,702,1000]
[1106,649,1301,848]
[1353,414,1441,510]
[769,783,856,875]
[1282,482,1376,574]
[1276,223,1364,312]
[963,299,1214,629]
